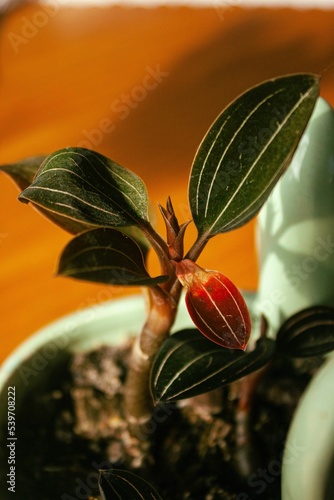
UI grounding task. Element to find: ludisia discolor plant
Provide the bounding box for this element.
[3,73,334,498]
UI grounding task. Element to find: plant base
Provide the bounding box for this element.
[1,339,323,500]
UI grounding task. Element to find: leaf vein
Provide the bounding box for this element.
[206,86,313,235]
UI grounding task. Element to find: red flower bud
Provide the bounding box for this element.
[173,259,251,350]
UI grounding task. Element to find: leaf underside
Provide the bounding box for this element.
[189,73,320,238]
[0,155,46,190]
[151,329,275,403]
[19,147,150,229]
[0,154,94,234]
[99,468,163,500]
[276,306,334,357]
[58,228,168,286]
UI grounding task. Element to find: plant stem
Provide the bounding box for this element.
[234,366,269,479]
[124,285,177,428]
[185,232,210,262]
[124,228,210,430]
[140,220,175,277]
[166,232,210,296]
[234,316,270,478]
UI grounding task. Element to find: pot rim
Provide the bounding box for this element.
[0,294,144,390]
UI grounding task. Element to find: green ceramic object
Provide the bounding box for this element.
[282,353,334,500]
[255,96,334,499]
[256,97,334,338]
[0,292,256,414]
[0,295,192,413]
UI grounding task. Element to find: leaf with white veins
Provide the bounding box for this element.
[276,306,334,357]
[151,329,275,403]
[99,469,163,500]
[0,154,95,234]
[58,228,168,286]
[19,148,150,229]
[189,74,319,237]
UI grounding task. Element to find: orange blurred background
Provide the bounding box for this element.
[1,3,334,363]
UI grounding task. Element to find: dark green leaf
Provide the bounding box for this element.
[276,306,334,358]
[118,226,150,260]
[0,155,46,190]
[58,228,168,286]
[19,147,150,229]
[0,154,95,234]
[151,329,275,403]
[189,74,319,237]
[99,468,163,500]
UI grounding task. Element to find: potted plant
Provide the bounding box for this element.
[1,73,333,499]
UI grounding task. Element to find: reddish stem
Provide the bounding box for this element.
[124,285,177,427]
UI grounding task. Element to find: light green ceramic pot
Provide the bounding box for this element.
[282,353,334,500]
[0,291,258,419]
[0,295,192,420]
[256,97,334,500]
[256,97,334,337]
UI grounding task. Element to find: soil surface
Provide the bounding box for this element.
[1,339,322,500]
